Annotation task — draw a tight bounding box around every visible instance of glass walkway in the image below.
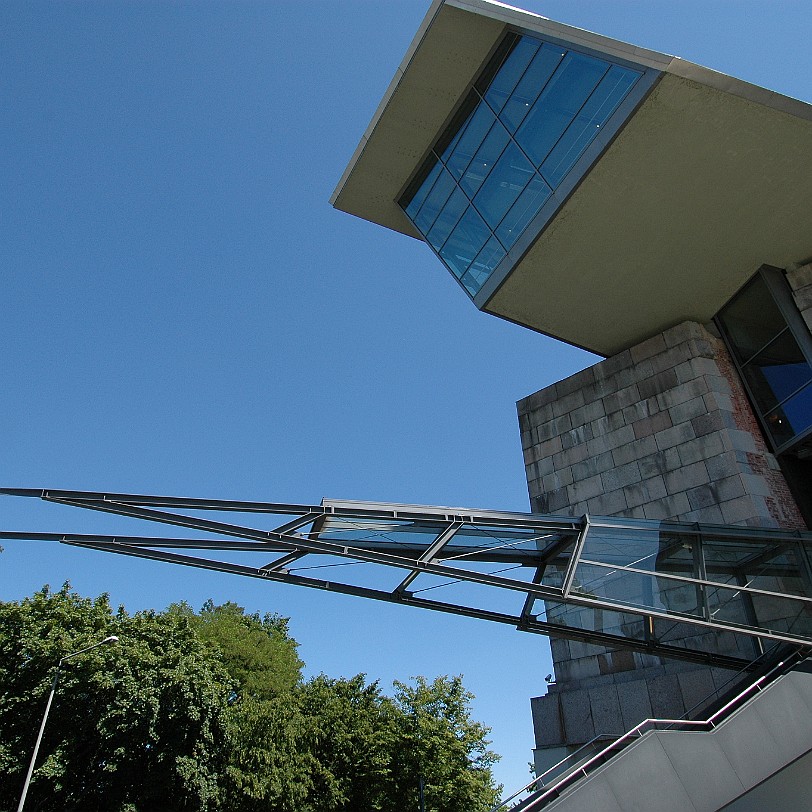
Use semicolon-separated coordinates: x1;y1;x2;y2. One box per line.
3;487;812;669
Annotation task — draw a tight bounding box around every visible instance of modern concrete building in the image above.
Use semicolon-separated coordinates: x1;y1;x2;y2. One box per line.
332;0;812;790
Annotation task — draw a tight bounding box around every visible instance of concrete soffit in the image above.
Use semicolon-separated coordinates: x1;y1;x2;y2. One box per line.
332;0;812;355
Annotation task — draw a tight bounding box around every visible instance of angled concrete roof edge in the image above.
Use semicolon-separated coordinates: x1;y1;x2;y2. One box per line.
331;0;812;213
666;57;812;122
448;0;675;71
329;0;446;208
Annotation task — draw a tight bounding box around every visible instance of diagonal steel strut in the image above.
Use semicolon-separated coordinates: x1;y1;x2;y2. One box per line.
3;487;812;670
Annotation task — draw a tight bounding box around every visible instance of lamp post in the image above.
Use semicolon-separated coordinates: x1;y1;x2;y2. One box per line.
17;634;119;812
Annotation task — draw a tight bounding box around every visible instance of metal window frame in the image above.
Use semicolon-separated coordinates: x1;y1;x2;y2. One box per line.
397;28;662;303
715;265;812;455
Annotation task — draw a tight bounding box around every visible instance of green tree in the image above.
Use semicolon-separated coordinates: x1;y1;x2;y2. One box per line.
0;585;232;812
170;600;303;700
223;695;318;812
0;588;501;812
387;676;502;812
296;674;397;811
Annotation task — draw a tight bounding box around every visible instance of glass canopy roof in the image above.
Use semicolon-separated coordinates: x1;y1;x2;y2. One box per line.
400;32;643;297
4;488;812;669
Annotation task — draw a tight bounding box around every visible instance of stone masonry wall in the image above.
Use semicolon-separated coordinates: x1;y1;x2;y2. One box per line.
518;320;805;529
787;261;812;334
518;320;807;765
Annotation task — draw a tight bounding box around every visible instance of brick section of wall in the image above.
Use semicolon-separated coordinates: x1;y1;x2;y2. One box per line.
787;261;812;333
517;320;805;529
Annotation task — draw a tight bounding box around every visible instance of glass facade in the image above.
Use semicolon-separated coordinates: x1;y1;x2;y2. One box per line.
400;32;643;297
536;520;812;653
716;269;812;453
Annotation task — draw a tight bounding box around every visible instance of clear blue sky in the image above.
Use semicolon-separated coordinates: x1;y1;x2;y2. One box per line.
2;0;811;796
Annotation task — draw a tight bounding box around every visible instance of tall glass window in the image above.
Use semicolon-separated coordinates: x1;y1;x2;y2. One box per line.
400;32;644;297
716;268;812;453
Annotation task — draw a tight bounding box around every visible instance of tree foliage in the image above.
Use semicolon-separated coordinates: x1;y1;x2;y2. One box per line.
169;600;303;700
0;586;501;812
0;585;230;811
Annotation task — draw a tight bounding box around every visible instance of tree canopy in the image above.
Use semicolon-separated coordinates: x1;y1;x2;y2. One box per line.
0;585;501;812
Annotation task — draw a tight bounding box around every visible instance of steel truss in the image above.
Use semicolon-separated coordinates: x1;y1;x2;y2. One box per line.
3;488;812;669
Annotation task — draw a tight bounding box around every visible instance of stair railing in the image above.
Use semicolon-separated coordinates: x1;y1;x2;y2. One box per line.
491;650;807;812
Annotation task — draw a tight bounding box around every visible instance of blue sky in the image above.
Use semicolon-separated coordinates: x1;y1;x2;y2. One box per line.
2;0;811;796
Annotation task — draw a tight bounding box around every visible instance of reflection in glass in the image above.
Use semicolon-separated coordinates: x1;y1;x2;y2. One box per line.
717;275;786;365
742;330;812;413
400;32;643;296
515;53;607;168
716;269;812;450
765;383;812;447
483;37;540;115
499;43;565;132
541;65;639;187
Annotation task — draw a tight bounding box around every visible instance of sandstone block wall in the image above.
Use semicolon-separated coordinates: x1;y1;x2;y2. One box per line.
517;321;805;529
787;261;812;333
518;320;806;762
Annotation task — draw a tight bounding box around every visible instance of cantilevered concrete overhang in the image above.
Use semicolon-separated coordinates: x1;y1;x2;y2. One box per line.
332;0;812;356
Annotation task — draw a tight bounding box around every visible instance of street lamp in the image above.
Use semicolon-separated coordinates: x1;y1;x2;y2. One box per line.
17;634;119;812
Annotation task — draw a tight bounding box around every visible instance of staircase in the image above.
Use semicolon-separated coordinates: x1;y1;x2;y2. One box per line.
494;650;812;812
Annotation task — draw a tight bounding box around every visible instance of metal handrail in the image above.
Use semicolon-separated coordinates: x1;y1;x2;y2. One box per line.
493;653;803;812
489;733;618;812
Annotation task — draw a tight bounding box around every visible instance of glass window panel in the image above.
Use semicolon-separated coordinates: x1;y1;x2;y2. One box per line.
749;592;812;638
414;168;456;235
764;382;812;447
444;104;496;180
495;175;552;249
483;37;541;115
472;141;535;227
702;537;773;574
460;119;511;198
435;93;478;165
439;206;490;279
515;52;609;168
579;525;667;570
317;517;448;550
500;43;567;133
404;159;442;220
543;599;648;641
717;275;787;364
572;563;704;619
426;187;468;251
459;270;481;296
461;236;507;295
742;329;812;413
541;65;640;187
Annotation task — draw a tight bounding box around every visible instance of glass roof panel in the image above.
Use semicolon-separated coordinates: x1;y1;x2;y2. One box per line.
495;175;552;249
483;36;540;115
473;141;535;226
499;42;565;132
514;52;608;168
445;104;496;181
400;32;646;298
426;186;468;252
440;206;490;279
414;167;456;235
541;64;640;187
460;118;511;198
